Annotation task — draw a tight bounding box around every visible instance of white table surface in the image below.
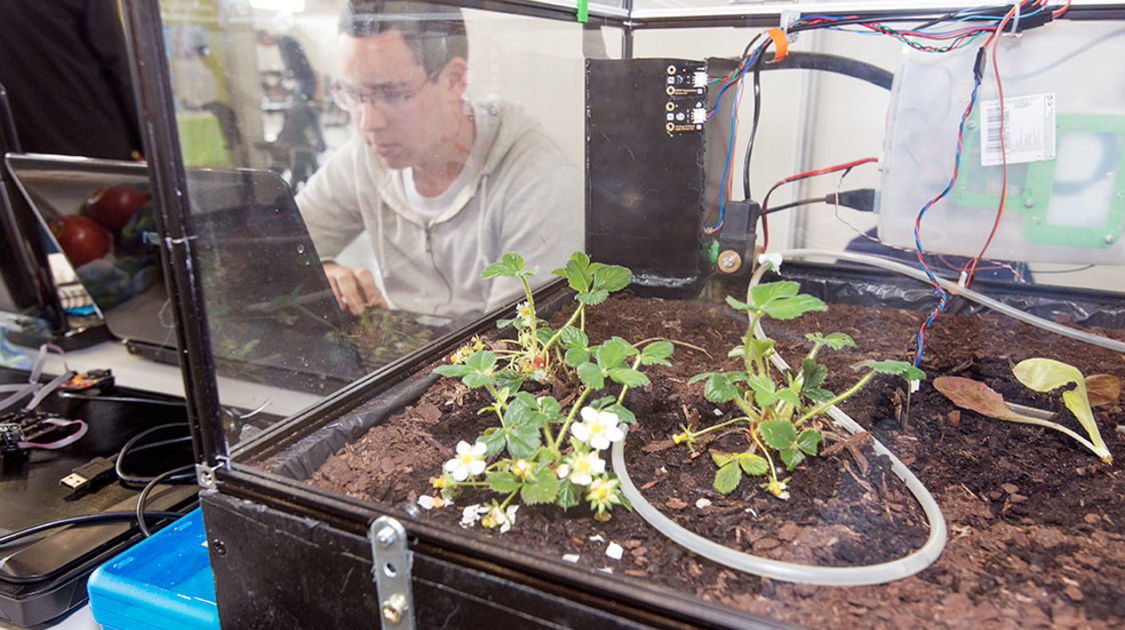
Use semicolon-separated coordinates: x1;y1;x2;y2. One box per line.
2;328;326;630
7;334;324;418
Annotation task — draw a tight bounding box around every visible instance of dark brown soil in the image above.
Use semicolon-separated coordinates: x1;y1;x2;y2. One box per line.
309;292;1125;629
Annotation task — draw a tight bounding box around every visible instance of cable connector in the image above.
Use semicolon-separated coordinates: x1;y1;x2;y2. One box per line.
61;456;117;492
826;188;876;212
973;48;987;81
1011;10;1052;32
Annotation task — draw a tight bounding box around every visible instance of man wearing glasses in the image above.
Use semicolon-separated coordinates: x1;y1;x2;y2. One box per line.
296;1;582;320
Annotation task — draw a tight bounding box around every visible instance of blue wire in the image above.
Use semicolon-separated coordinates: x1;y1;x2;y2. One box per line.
706;42;766;232
912;76;982;365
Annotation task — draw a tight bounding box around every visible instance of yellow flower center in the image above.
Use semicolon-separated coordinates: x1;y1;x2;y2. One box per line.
590;482;611;502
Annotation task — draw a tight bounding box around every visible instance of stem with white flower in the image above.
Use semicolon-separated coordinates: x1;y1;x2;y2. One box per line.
551;387;593;453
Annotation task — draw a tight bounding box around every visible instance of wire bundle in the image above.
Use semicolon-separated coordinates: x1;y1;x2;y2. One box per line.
702;1;1072;365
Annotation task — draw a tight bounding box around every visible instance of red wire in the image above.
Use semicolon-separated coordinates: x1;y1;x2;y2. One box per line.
769;157;878;188
966;5;1017;285
758;156;877;252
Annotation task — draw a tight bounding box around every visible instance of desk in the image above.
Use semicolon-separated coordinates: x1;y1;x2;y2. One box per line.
1;331;323;629
0;605;97;630
11;338;324;420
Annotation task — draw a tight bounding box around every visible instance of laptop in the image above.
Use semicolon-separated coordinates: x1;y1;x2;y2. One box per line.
4;154;367;394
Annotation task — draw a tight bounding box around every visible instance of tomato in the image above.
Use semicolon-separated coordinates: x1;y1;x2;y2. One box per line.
85;185;149;231
49;215;111;267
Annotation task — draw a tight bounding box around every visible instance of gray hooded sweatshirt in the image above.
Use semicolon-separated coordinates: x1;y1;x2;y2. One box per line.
296;101;583;319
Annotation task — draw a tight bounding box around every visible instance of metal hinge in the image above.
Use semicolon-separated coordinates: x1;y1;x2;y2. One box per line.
369;516;416;629
194;459;226;489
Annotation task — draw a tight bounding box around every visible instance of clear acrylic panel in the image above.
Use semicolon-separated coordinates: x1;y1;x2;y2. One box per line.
157;0;597;447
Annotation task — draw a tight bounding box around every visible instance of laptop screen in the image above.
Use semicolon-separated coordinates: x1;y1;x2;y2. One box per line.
5;154;368;394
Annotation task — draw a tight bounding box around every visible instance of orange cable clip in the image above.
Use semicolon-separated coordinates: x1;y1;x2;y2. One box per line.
765;27;789;62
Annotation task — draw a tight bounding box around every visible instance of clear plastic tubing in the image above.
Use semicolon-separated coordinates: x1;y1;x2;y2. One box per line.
778;249;1125;355
611;251;956;586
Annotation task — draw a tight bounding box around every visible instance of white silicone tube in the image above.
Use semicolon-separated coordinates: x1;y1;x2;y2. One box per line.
611;255;951;586
777;248;1125;354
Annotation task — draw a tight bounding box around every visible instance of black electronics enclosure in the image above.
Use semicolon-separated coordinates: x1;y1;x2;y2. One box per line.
586;58;708;296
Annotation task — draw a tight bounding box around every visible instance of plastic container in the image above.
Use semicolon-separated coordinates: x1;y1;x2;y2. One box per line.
86;508;218;630
878;20;1125;264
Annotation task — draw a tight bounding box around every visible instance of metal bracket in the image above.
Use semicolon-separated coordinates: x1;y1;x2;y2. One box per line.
195;460;223;489
368;516;415;629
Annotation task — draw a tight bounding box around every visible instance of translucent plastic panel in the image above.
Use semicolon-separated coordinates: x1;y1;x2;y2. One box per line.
158;0;594;446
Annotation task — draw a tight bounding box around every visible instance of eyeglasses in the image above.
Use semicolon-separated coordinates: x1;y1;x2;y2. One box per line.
331;73;436;110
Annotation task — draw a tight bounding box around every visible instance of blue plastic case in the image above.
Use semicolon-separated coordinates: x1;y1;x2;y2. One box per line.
87;508;219;630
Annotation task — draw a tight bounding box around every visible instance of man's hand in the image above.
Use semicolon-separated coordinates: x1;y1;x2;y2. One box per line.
322;261;386;315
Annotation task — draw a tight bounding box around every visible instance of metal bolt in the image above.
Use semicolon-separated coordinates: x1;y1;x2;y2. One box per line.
717;249;742;273
1024;198;1034;208
967;120;977;130
380;593;408;625
1106;234;1117;245
376;526;398;548
211;539;226;556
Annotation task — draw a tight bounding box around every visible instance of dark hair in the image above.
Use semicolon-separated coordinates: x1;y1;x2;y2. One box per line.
339;1;468;76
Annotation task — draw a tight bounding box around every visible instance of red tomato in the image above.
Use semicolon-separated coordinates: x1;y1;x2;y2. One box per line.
85;185;149;231
49;215;111;267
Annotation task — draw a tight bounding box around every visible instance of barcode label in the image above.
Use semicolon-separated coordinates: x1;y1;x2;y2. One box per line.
979;93;1056;166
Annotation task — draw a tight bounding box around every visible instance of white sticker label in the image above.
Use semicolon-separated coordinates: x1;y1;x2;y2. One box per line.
979;93;1056;166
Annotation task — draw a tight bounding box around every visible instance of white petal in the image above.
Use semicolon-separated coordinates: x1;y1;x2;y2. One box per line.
562;554;580;563
590;435;609;451
417;496;436;510
571;422;591;443
450;465;469;482
471;441;488;456
455;440;472;455
469;460;486;476
580;406;598;422
571;471;593;486
599;410;619;424
606;424;625;443
591;457;606;475
605;542;624;560
556;464;570;479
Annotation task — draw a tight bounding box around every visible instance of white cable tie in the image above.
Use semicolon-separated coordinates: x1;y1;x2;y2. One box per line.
758;252;784;272
1008;1;1021;37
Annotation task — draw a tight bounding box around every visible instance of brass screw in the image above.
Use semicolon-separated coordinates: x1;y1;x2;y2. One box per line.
718;249;742;273
380;593;407;625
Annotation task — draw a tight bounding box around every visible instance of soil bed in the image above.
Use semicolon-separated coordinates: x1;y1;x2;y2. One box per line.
310;292;1125;629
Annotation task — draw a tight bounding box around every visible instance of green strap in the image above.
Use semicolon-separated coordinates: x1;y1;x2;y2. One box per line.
576;0;588;23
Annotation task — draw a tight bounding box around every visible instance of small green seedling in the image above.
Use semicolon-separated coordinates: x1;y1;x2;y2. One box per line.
933;357;1115;463
429;252;673;531
677;281;924;499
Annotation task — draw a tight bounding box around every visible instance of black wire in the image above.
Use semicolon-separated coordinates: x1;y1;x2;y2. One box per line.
761;170;839;215
741;44;768;201
115;423;194;486
57;392;187;406
0;511;181;548
136;464;196;537
760;196;830;215
0;511;185;584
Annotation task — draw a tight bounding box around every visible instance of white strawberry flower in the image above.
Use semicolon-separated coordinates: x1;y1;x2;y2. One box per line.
571;407;625;450
443;440;487;482
568;450;606;486
460;504;482;527
482;504;519;533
